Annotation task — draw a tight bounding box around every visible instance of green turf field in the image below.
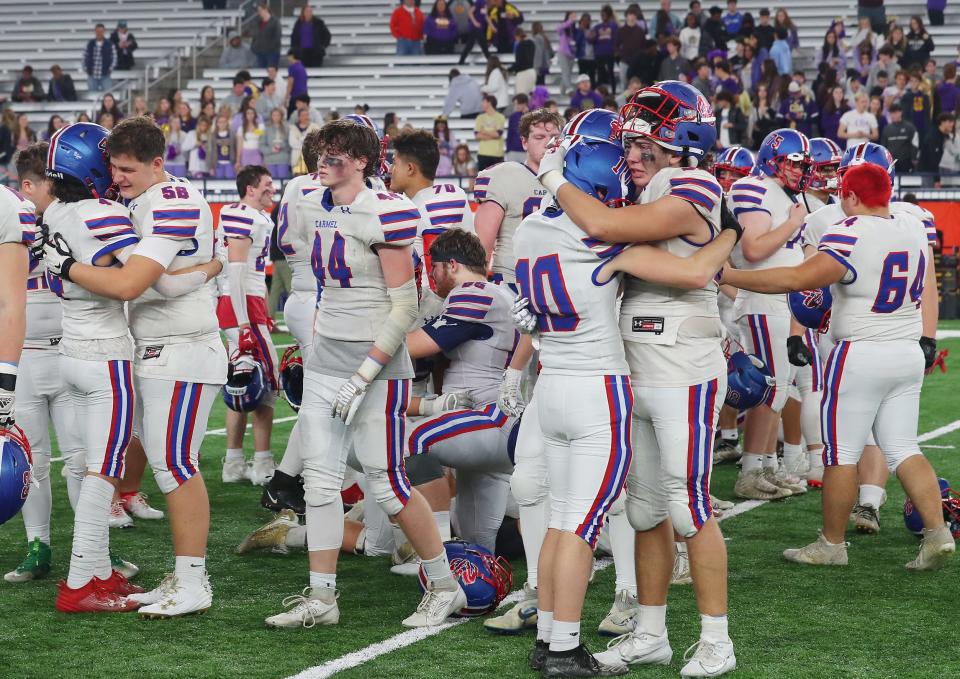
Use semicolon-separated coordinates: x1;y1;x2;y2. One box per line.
1;327;959;679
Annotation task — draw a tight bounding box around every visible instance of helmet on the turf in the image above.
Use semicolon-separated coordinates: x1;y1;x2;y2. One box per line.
838;142;895;185
616;80;716;162
418;541;512;616
904;478;960;538
713;146;755;192
788;287;833;332
46;123;117;199
725;352;774;410
808;137;843;192
221;353;268;412
279;345;304;412
755;128;812;192
0;425;32;526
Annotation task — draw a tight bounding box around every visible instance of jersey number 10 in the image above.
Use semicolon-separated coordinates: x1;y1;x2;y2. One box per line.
515;255;580;332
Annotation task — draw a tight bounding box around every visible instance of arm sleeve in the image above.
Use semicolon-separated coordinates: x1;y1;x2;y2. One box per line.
422;315;493;352
228;261;249;325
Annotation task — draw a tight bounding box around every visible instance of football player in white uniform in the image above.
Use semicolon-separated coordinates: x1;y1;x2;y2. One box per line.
536;84;739;677
0;180;32;429
217;166;279;486
264;120;466;629
62;117;227;617
721;162;955;570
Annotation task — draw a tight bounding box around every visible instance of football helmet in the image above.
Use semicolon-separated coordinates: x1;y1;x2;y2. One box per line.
617;80;717;162
714;146;756;192
1;425;32;526
725;351;775;410
342;113;390;177
904;478;960;538
46;123;116;199
808;137;843;192
561;121;631;207
221;353;268;412
279;345;304;412
417;541;512;617
563;108;618;143
788;287;833;332
838;142;896;185
755;128;812;192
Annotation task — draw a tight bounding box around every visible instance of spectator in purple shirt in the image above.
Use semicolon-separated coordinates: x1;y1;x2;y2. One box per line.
819;85;851;146
289;5;331;68
285;49;309;117
424;0;459;54
936;63;960;116
570;73;603;110
592;5;619;92
779;81;819;137
505;93;529;161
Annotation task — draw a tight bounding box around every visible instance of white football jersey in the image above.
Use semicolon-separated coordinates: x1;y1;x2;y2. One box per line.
422;280;516;405
411;182;476;295
0;185;36;247
514;203;628;376
818;213;927;342
218;201;273;299
475;161;549;284
729;174;804;316
802;200;936;252
277;172;324;296
126;180;219;343
43;198;138;342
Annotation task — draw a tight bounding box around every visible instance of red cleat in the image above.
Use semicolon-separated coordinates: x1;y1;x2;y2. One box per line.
55;579;140;613
807;479;823;489
97;570;145;596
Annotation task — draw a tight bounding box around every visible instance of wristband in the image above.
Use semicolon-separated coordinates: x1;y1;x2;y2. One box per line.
356;355;384;383
0;363;17;392
540;170;569;195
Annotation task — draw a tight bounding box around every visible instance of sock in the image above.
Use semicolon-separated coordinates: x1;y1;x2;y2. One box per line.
637;604;667;636
94;525;112;580
859;484;886;509
700;613;730;644
434;511;452;542
226;448;245;463
65;467;83;511
549;619;581;652
305;502;344;551
119;490;137;501
286;524;308;548
254;450;273;462
22;473;52;545
721;428;738;442
66;476;114;589
175;555;206;588
276;419;303;476
808;449;825;475
741;453;764;473
421;550;456;590
609;512;637;595
537;610;554;642
782;442;803;468
762;454;778;469
309;571;336;590
518;500;549;589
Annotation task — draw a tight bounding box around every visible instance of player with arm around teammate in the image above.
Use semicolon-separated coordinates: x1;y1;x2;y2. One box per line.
722;162;955;570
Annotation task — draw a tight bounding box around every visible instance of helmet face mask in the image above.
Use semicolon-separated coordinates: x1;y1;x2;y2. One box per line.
774;156;812;192
616;81;716;163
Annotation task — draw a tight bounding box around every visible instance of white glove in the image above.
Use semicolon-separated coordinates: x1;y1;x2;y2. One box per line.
511;295;539;334
331;373;369;425
420;391;474;416
0;364;15;427
497;367;525;417
537;136;571;195
43;232;76;281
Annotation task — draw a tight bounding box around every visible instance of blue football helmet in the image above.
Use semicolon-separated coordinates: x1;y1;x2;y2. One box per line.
279;345;303;412
788;287;833;331
417;541;512;616
838;142;895;185
1;426;32;526
755;128;812;192
617;80;717;162
563;137;630;206
808;137;843;192
222;353;268;412
46;123;116;199
563;108;618;143
713;146;756;192
904;478;960;538
725;352;775;410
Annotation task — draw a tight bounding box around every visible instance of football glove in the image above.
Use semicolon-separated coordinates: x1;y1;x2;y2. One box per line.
497;367;525;417
511;295;538;334
719;197;743;242
537;136;570;194
43;232;76;281
420;392;474;416
237;325;259;356
787;335;812;367
920;336;937;370
0;365;15;428
332;373;369;425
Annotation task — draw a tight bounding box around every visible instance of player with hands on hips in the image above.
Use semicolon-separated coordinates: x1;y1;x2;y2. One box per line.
720;162;955;571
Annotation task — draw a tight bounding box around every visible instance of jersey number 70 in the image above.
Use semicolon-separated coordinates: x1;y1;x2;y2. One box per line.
515;255;580;332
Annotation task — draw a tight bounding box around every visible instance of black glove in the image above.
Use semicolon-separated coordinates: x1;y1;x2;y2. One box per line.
29;220;48;262
719;197;742;243
787;335;812;367
920;336;937;370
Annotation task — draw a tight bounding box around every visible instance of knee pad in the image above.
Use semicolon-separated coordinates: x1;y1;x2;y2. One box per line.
30;452;51;483
365;469;407;517
303;468;346;507
667;500;706;539
510;466;547;506
626;493;668;532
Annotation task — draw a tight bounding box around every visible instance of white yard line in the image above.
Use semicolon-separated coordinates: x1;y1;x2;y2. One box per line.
205;415;299;437
936;330;960;340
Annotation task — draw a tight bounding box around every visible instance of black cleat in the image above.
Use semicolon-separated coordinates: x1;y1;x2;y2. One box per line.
260;470;305;516
529;640;549;671
541;644;628;677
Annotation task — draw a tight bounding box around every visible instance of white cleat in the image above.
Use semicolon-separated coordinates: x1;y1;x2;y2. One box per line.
265;586;340;628
222;458;250;483
712;439;741;464
402;583;467;627
734;469;791;501
680;639;737;677
138;576;212;619
671;546;692;585
598;588;638;636
783;532;848;566
483;581;538;633
905;524;956;571
594;630;673;667
123;492;164;520
128;573;177;606
249;457;276;486
109;501;134;529
389;540;421;576
237;509;299;555
771;465;807;494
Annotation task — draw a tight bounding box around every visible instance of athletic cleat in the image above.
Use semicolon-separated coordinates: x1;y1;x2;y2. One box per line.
783;532;848;566
138;576;212;619
713;439;741;464
598;589;638;636
402;583;467;627
852;504;881;534
671;546;692;585
710;495;734;516
905;524;956;571
249;456;276;486
128;573;177;606
544;642;629;677
122;492;164;520
484;581;538;633
109;501;134;529
765;467;804;495
389;540;421;576
529;639;549;671
110;551;139;579
680;639;737;677
266;586;340;628
260;470;306;516
55;579;139;613
97;570;145;596
237;509;299;555
4;538;52;583
594;631;672;667
343;499;364;523
807;478;823;489
222;458;250;484
734;469;791;500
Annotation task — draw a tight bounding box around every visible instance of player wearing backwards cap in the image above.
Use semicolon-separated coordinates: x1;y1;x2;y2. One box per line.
720;162;955;571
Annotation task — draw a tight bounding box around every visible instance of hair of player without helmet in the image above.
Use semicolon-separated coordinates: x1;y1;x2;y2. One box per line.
840;162;893;208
